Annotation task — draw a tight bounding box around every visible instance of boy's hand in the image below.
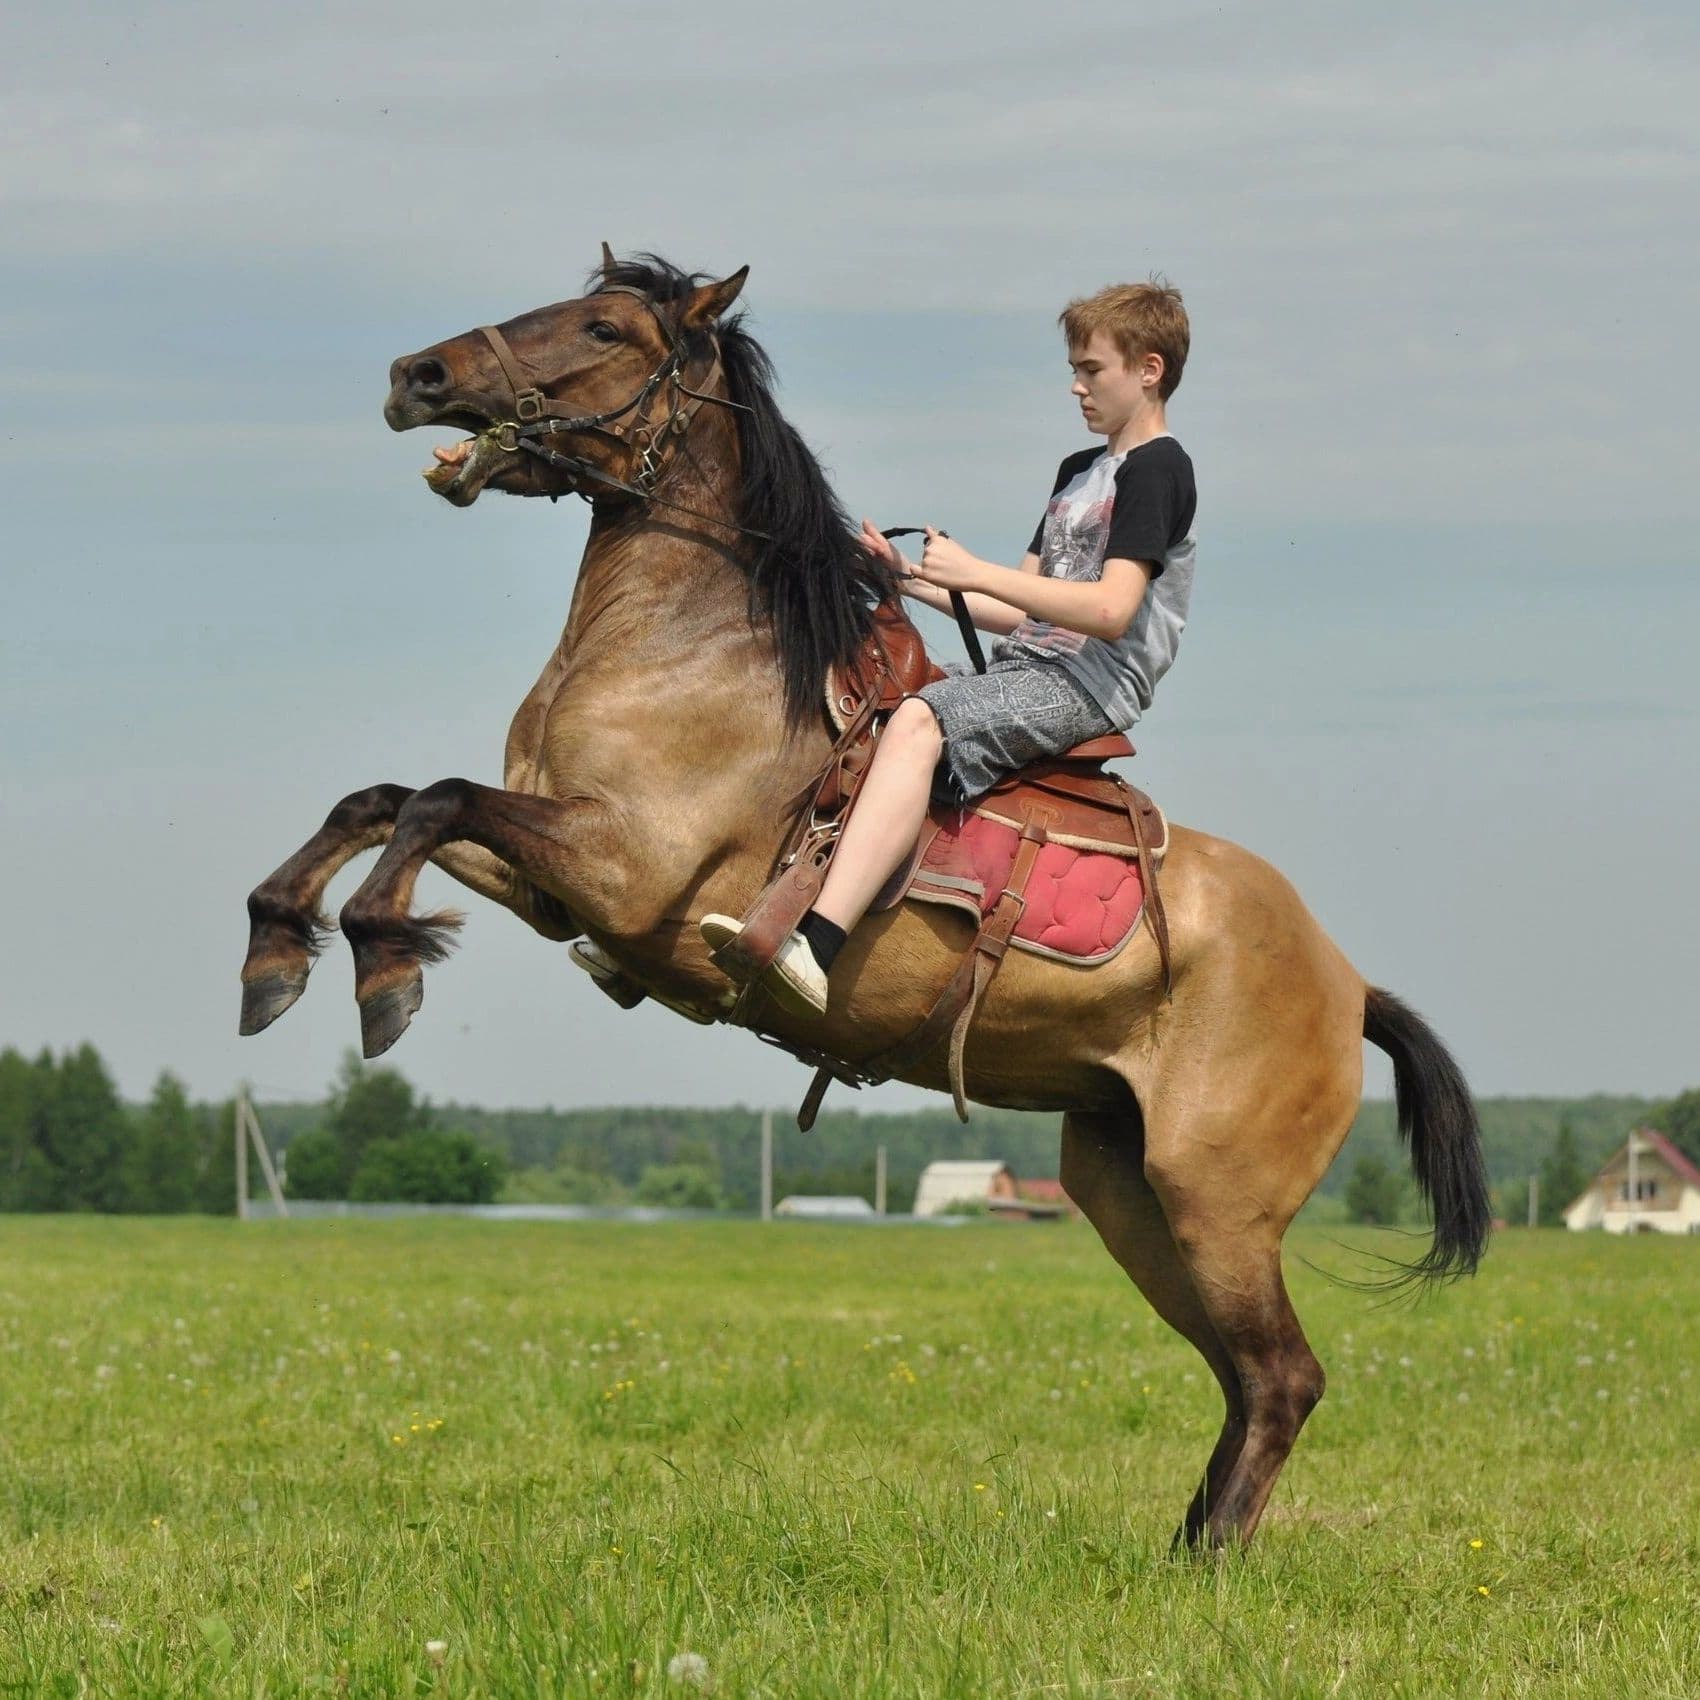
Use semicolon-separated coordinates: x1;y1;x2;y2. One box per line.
859;517;916;577
915;525;979;591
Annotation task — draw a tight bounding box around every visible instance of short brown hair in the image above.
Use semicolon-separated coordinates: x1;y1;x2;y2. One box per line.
1059;278;1189;400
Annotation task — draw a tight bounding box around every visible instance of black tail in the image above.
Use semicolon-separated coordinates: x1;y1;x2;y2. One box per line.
1362;986;1491;1289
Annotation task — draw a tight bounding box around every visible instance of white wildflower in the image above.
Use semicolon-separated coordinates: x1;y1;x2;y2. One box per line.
667;1650;711;1688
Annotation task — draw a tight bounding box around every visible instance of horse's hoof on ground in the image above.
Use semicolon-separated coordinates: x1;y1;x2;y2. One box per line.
239;968;309;1036
359;975;423;1058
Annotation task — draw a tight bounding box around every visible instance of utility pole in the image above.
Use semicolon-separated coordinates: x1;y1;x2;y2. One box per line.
760;1108;773;1223
1527;1172;1538;1229
1626;1130;1639;1234
875;1144;887;1216
235;1089;290;1219
235;1092;249;1221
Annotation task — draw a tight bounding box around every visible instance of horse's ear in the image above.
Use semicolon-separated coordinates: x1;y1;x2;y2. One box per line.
599;241;617;275
682;266;749;329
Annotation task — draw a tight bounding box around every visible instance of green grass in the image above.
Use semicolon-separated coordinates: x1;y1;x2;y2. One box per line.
1;1219;1696;1698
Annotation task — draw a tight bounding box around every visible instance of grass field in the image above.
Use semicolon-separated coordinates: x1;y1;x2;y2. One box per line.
2;1219;1696;1698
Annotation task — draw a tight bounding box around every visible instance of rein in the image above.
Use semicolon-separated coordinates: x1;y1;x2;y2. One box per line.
471;292;987;676
880;527;987;674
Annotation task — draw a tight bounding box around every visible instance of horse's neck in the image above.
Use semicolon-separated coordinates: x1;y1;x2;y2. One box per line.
504;491;823;812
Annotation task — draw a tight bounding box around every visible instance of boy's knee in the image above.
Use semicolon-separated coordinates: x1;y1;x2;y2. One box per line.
887;697;943;753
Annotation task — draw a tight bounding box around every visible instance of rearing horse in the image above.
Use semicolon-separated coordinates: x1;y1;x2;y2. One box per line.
239;251;1490;1550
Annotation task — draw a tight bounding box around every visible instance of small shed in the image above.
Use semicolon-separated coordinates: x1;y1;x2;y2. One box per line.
989;1176;1081;1222
912;1160;1017;1218
1564;1129;1700;1234
774;1195;875;1219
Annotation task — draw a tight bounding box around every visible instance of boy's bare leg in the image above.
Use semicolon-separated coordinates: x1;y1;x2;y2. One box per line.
812;698;942;933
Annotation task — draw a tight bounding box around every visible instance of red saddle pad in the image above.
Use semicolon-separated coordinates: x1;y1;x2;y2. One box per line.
905;807;1146;964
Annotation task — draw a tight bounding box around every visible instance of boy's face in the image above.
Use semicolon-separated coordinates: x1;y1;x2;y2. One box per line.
1068;330;1163;433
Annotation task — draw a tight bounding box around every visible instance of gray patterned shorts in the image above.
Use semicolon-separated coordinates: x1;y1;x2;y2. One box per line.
915;658;1117;805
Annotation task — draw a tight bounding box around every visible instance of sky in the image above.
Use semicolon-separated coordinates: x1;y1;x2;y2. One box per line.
2;1;1697;1115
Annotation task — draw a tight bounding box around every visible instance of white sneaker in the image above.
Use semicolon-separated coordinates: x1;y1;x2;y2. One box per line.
699;912;828;1018
569;939;646;1010
570;939;619;983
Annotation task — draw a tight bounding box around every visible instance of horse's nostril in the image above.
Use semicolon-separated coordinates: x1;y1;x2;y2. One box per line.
406;356;449;393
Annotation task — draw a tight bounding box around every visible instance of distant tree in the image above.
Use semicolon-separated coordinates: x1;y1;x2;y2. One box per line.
284;1128;347;1200
124;1073;199;1213
325;1051;424;1189
1648;1089;1700;1168
40;1044;130;1211
1538;1120;1591;1227
1344;1154;1405;1225
348;1130;504;1204
193;1098;238;1216
0;1048;56;1212
501;1163;630;1207
634;1163;724;1210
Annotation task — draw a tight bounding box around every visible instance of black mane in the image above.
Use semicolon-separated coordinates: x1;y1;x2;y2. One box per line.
589;253;899;725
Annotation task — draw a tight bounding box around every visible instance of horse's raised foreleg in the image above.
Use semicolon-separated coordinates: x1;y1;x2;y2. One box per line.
239;783;569;1037
241;785;416;1035
1059;1110;1247;1553
336;778;616;1057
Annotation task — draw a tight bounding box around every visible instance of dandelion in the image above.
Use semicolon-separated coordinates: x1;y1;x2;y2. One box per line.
425;1640;448;1668
1477;1585;1491;1598
391;1433;406;1446
973;1483;987;1493
667;1650;711;1688
1469;1539;1484;1550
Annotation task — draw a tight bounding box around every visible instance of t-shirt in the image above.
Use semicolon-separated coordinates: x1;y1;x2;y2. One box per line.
993;436;1197;728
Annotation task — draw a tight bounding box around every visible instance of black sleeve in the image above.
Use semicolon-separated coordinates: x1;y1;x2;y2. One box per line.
1104;450;1190;577
1026;450;1095;556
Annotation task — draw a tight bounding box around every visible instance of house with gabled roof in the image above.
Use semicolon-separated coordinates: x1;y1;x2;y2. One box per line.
1563;1128;1700;1235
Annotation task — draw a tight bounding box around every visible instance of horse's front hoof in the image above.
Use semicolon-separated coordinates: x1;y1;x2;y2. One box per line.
358;974;423;1058
239;967;310;1036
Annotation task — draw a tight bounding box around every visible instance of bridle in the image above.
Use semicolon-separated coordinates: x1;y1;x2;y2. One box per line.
474;284;769;536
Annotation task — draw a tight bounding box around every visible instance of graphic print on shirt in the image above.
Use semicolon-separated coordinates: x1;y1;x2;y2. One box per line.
1019;488;1114;656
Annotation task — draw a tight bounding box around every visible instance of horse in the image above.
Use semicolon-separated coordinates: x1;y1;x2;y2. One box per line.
239;250;1490;1550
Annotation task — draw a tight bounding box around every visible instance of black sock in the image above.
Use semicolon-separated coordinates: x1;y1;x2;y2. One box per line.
798;910;848;975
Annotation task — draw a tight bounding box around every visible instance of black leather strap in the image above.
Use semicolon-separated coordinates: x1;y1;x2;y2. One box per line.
881;527;987;675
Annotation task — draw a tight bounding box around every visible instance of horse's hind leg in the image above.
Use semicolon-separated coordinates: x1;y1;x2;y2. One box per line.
1140;1094;1344;1549
1060;1110;1246;1552
1158;1219;1324;1550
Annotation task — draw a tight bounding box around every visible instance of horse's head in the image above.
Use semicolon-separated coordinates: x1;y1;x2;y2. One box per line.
385;247;748;508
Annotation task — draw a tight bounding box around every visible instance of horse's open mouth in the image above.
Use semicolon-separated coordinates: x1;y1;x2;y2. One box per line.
422;430;514;507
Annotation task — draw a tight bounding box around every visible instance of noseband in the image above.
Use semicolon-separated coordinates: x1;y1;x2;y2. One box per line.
474;284;764;535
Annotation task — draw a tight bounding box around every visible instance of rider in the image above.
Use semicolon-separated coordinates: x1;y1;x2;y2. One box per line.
699;278;1198;1018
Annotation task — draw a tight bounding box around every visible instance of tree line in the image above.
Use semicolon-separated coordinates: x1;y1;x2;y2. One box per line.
4;1038;1696;1218
0;1046;237;1214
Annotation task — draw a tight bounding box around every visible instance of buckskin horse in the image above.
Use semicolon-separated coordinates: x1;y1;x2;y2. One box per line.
238;250;1489;1550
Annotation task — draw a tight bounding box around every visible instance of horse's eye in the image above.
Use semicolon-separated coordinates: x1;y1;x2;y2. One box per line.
587;321;619;343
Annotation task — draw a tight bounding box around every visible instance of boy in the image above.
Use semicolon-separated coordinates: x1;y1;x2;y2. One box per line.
702;279;1197;1017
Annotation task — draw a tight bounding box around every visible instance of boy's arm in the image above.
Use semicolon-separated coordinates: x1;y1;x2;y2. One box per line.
917;531;1153;642
898;550;1041;635
861;517;1039;634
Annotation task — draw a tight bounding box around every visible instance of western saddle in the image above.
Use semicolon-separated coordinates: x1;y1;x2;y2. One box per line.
609;600;1169;1126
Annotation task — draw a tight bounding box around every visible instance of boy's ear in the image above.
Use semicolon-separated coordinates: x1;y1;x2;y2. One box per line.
681;266;750;329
